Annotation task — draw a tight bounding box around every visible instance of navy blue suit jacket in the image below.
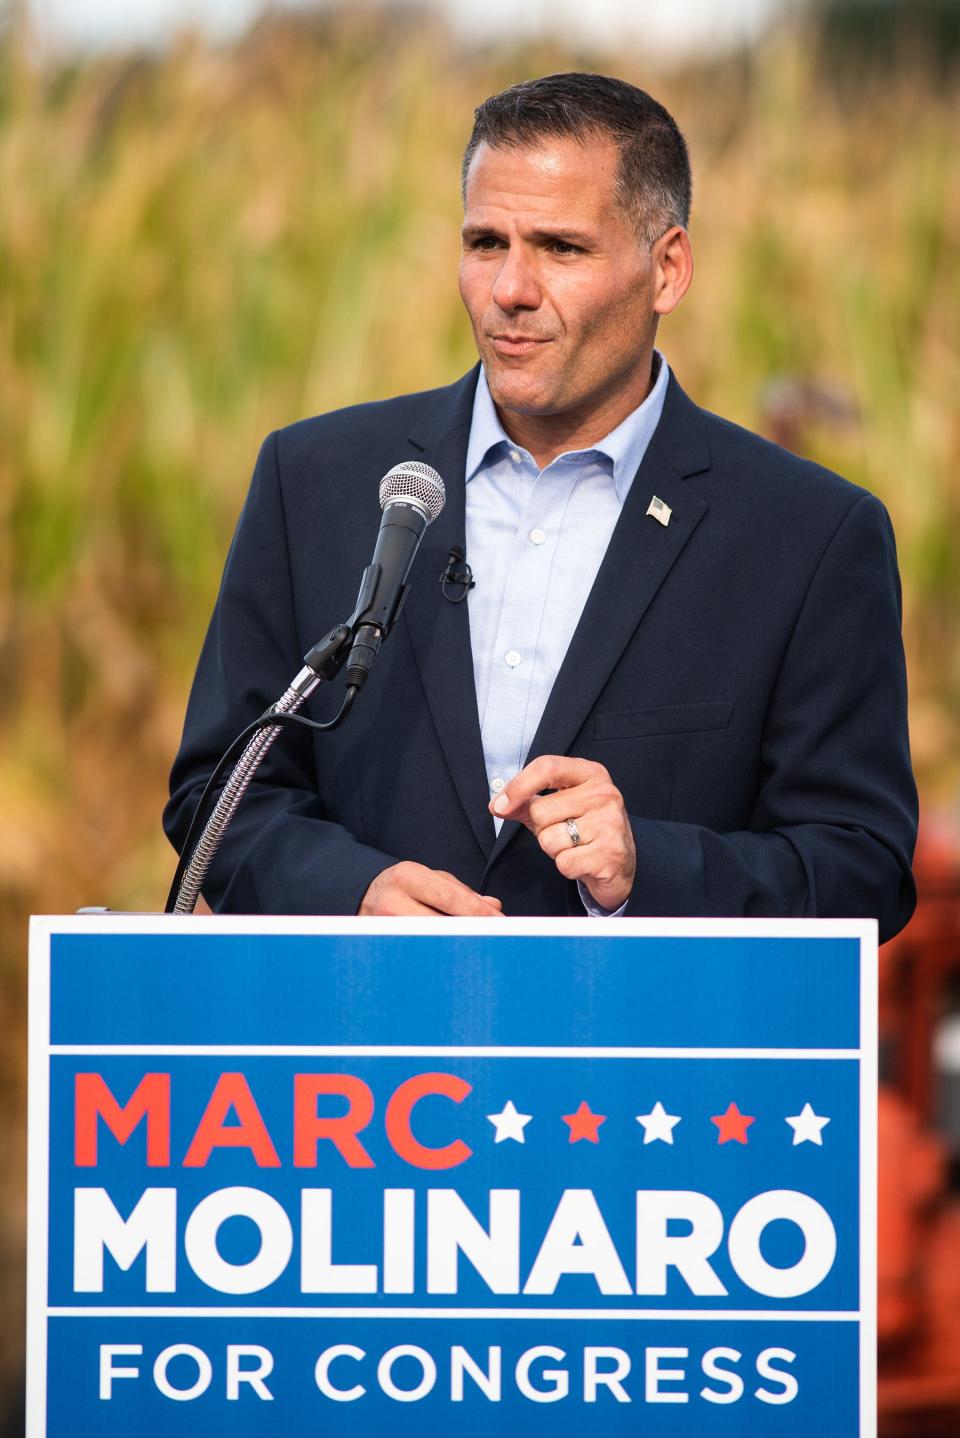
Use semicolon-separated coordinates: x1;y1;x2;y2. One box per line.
164;367;918;939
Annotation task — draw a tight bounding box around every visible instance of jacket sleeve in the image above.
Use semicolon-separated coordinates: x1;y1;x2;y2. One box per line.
623;492;918;942
163;431;397;914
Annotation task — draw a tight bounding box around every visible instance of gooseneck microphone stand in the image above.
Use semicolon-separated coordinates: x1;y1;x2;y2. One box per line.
167;621;357;915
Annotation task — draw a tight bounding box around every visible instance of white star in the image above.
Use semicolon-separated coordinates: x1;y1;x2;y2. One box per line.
635;1100;681;1145
487;1100;533;1144
785;1103;831;1146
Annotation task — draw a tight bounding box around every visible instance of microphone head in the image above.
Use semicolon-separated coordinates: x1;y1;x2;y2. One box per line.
379;461;445;524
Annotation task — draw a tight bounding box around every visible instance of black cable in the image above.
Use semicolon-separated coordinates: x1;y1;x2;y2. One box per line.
264;698;358;735
163;685;358;914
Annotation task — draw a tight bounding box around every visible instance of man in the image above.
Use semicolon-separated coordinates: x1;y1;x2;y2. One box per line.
165;73;917;938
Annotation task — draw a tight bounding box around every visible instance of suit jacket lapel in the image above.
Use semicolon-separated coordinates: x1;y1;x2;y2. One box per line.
401;368;497;858
483;373;712;873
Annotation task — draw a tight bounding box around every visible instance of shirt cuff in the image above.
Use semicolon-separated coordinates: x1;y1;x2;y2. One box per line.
577;880;628;919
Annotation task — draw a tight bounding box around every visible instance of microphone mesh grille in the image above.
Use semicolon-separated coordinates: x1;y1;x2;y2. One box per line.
379;461;446;523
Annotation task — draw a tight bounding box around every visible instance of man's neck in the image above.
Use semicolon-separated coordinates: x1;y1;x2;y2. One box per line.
493;351;658;471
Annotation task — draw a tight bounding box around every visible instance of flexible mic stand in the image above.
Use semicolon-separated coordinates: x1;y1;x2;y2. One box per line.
167;573;384;916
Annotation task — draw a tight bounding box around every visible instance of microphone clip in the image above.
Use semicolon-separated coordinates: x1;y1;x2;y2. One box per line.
440;546;475;603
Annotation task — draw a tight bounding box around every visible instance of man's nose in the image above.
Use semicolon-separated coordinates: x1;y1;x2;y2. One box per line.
491;245;541;312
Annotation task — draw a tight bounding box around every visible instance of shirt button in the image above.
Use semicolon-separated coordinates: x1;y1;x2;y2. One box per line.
491;777;505;793
509;448;521;464
529;527;546;545
505;649;522;668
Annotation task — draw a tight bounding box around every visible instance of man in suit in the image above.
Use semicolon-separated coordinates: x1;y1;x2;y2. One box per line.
165;73;917;938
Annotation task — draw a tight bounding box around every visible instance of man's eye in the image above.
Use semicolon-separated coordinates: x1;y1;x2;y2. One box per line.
469;235;503;251
551;240;582;255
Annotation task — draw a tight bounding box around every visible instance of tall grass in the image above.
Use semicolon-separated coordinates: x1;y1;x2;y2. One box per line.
0;4;958;1400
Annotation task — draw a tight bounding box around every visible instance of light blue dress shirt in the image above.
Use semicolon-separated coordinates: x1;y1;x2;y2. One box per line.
464;351;670;914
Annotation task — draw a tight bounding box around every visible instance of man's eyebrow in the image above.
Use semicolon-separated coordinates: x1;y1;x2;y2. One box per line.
531;227;595;247
461;222;500;240
461;223;596;246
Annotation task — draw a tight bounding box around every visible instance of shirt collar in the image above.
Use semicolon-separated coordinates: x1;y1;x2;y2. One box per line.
465;349;670;504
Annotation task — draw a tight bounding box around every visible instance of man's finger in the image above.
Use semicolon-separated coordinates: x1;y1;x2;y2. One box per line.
360;878;446;917
552;841;601;881
365;863;504;918
490;755;607;819
536;817;592;860
418;868;504;917
525;786;599;834
387;898;449;916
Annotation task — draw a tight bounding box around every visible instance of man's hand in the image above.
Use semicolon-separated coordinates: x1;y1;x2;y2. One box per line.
490;756;636;911
359;862;504;917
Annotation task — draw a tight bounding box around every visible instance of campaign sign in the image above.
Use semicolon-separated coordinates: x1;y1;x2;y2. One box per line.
27;916;876;1436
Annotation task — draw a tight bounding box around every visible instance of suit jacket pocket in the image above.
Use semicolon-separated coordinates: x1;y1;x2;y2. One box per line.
594;700;735;740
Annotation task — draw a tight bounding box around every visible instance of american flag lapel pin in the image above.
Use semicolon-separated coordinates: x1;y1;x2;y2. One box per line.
646;495;672;527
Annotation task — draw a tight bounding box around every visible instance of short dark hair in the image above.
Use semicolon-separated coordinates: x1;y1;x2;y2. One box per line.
462;73;691;245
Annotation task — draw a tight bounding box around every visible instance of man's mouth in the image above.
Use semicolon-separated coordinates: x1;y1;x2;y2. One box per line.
488;334;551;357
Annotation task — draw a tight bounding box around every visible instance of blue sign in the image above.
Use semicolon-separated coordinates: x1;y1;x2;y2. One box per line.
28;916;877;1435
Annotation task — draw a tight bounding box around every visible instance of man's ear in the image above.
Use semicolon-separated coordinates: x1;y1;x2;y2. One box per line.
652;226;694;317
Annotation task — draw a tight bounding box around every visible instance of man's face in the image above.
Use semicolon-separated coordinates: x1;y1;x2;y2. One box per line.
459;135;658;423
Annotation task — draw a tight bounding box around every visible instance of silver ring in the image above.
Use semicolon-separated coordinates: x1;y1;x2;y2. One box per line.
565;818;583;847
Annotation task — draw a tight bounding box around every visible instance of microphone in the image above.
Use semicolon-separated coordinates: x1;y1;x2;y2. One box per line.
440;546;475;602
344;461;445;690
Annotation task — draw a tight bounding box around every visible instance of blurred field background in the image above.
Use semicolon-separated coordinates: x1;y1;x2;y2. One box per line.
1;0;959;1424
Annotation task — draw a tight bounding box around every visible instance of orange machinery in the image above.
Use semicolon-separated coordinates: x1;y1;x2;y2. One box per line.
878;821;960;1435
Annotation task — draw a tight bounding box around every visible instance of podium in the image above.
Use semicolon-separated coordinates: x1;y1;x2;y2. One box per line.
27;915;877;1435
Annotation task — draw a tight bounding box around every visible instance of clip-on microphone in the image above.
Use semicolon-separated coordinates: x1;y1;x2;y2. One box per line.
440;546;475;603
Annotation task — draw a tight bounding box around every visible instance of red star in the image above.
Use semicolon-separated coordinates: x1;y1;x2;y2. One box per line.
562;1101;606;1144
711;1102;755;1144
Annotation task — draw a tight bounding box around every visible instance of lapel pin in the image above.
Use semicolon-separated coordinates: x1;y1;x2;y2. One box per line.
646;495;672;527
